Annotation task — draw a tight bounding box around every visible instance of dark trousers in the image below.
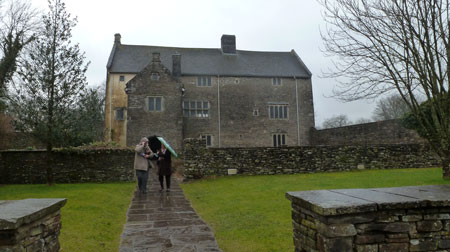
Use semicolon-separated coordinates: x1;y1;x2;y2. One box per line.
136;170;148;192
159;175;171;189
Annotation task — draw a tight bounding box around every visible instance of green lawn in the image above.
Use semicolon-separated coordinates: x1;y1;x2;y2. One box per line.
181;168;450;252
0;182;135;252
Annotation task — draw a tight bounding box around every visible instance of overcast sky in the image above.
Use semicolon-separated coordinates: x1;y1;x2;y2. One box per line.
30;0;380;127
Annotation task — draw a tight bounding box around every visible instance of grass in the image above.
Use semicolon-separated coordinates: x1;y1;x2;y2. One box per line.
181;168;450;252
0;182;135;252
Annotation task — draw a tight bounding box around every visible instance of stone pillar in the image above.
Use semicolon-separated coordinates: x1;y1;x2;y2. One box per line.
183;138;207;180
0;198;67;252
286;185;450;252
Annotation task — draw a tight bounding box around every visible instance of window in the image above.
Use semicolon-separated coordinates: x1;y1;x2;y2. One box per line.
147;97;162;111
197;76;212;87
200;135;213;147
183;100;209;118
269;104;288;119
272;77;281;86
151;73;160;81
272;134;286;147
119;75;125;82
253;109;259;116
115;108;124;120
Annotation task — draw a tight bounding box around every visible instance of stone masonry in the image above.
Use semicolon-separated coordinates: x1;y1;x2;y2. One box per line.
183;139;440;179
0;140;442;184
0;149;134;184
310;120;426;146
125;64;315;150
286;185;450;252
0;198;67;252
126;52;184;151
108;34;315;149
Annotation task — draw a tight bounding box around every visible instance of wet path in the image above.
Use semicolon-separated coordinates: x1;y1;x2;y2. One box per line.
119;171;222;252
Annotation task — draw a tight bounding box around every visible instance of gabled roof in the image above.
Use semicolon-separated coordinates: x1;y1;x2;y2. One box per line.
107;44;312;79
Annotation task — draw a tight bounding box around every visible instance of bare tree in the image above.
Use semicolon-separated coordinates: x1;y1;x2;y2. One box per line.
319;0;450;178
372;94;411;121
322;114;352;128
0;0;37;111
354;117;373;124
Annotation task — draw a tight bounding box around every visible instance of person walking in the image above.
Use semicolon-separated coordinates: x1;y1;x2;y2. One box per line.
134;137;154;194
157;144;172;192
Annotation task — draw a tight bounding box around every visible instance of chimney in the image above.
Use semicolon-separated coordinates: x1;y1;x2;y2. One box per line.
221;34;236;54
172;53;181;80
152;52;161;63
114;33;121;45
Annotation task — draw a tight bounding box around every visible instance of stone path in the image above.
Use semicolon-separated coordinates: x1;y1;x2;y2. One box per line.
119;171;222;252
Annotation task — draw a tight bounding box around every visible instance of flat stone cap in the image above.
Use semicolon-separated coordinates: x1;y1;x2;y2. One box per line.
0;198;67;230
286;185;450;216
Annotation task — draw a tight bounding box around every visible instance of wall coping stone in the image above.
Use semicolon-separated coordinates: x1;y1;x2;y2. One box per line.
0;149;46;152
0;198;67;230
286;185;450;216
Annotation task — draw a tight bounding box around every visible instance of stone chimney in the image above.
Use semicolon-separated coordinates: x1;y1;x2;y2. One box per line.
152;52;161;63
221;34;236;54
172;53;181;80
114;33;121;45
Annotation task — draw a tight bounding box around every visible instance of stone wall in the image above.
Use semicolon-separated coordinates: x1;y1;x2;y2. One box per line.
183;139;440;179
125;58;314;150
286;185;450;252
0;149;134;184
126;54;184;150
0;198;66;252
311;120;426;146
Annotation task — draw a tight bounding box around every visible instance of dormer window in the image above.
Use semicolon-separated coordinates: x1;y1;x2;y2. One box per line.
197;76;211;87
272;78;282;86
151;73;160;81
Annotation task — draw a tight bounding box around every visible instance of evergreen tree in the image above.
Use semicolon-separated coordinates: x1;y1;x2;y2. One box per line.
9;0;89;184
64;86;105;146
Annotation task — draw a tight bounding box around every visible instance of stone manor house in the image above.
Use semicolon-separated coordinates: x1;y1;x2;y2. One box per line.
105;34;315;150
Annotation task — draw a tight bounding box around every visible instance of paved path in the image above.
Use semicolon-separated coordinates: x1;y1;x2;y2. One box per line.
119;171;222;252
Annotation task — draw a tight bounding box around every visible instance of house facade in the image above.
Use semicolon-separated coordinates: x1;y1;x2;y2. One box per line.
105;34;315;150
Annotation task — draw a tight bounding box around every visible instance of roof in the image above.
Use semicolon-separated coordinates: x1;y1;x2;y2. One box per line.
107;44;312;79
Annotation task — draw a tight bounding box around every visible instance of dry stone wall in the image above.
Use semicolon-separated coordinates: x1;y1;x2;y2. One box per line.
1;139;442;184
0;149;134;184
311;120;426;146
183;139;440;179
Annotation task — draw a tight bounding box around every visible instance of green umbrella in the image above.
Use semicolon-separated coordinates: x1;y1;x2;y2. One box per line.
157;137;178;158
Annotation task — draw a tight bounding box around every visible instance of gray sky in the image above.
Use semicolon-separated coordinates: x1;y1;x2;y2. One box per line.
31;0;378;126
